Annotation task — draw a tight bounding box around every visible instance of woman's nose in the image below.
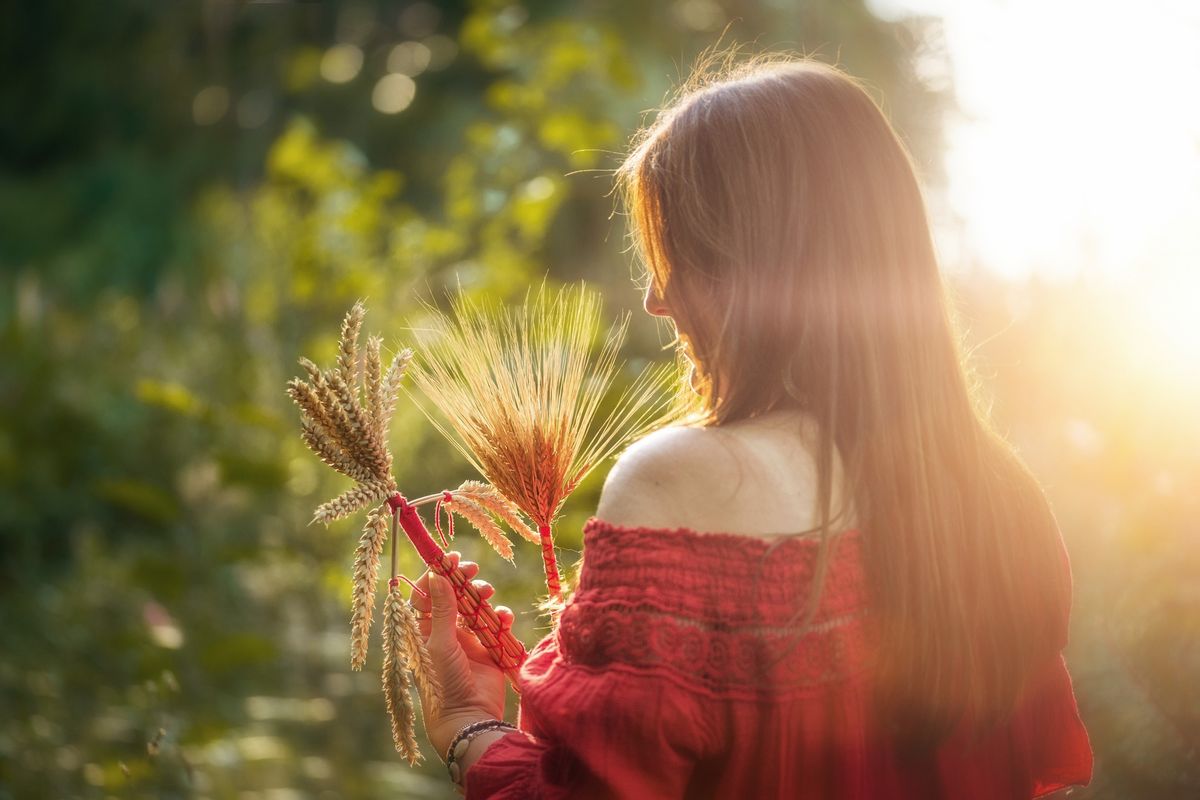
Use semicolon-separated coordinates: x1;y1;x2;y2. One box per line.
643;283;671;318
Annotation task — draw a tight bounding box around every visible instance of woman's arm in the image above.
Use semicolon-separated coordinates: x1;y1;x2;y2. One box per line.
415;436;715;797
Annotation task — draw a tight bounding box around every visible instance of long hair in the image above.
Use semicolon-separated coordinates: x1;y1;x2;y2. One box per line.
614;49;1071;744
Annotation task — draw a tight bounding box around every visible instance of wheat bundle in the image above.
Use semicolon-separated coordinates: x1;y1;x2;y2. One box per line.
403;282;681;601
288;301;530;763
289;286;682;763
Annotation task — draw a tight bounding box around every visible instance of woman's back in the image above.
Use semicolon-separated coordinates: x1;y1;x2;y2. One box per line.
464;423;1093;798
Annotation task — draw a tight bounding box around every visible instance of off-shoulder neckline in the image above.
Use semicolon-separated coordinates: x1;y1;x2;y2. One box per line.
583;515;861;547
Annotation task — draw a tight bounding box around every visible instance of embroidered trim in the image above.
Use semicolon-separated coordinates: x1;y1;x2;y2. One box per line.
549;518;873;698
556;599;870;698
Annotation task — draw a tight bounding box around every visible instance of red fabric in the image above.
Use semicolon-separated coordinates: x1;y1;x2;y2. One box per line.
465;517;1093;799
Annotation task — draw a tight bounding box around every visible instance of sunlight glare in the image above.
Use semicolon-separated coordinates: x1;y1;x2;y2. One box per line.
1134;276;1200;382
872;0;1200;281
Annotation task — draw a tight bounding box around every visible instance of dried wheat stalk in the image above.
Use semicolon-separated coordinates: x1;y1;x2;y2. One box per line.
404;281;685;600
293;292;675;761
291;301;530;766
289;302;414;666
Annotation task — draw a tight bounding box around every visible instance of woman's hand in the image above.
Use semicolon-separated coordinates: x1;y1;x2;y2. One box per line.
409;551;515;757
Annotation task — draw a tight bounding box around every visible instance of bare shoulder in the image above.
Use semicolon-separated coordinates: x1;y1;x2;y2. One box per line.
593;410;841;536
594;424;732;529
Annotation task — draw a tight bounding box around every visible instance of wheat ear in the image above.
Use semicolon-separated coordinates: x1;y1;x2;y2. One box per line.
448;495;516;563
453;480;540;545
383;583;422;764
365;335;384;432
398;597;443;719
338;300;365;391
313;479;393;526
350;507;391;670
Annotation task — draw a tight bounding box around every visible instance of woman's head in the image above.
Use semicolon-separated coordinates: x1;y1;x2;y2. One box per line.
617;50;1071;745
619;54;946;424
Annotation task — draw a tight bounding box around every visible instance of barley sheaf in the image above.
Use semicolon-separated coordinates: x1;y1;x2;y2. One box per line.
287;285;684;765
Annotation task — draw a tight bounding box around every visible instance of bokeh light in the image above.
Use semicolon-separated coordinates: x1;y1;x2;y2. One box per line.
320;44;364;84
388;41;432;76
372;73;417;114
192;85;229;125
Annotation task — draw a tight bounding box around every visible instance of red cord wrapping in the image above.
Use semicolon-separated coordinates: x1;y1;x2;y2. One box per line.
539;523;563;600
397;573;428;599
442;549;517;668
389;492;527;677
432;490;454;548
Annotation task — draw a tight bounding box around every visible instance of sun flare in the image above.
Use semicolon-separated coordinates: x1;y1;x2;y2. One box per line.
1134;276;1200;381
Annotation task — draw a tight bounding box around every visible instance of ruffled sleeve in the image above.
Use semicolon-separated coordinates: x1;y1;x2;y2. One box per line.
1022;655;1094;797
927;652;1093;799
464;627;711;799
927;518;1093;799
464;518;743;799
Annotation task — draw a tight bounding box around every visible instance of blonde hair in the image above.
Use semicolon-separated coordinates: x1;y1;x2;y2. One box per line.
615;47;1071;744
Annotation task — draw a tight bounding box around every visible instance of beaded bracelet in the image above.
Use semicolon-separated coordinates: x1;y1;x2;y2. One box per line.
445;718;518;793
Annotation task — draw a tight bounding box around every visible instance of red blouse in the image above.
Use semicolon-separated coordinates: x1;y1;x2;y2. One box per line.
466;517;1093;799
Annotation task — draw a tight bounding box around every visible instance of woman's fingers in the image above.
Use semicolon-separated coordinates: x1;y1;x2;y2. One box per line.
414;574;498;639
409;555;480;614
494;605;514;631
454;606;516;665
426;573;459;653
414;584;517;668
456;625;492;661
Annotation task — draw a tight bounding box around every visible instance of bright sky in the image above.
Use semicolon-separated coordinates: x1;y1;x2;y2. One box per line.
868;0;1200;285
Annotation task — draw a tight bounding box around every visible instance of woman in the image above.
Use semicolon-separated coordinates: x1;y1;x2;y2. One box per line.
409;52;1094;798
